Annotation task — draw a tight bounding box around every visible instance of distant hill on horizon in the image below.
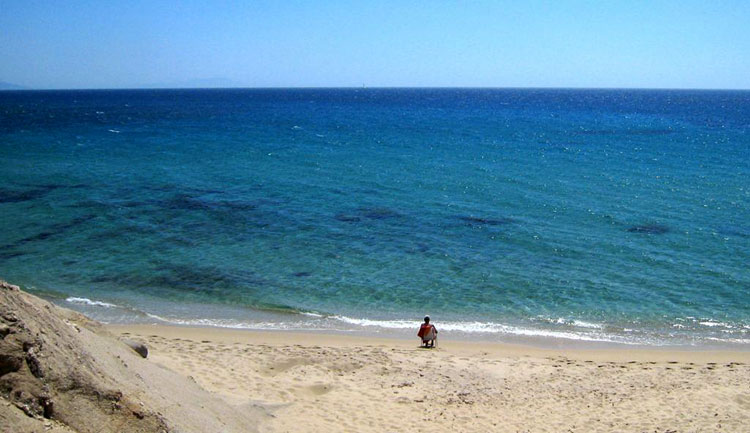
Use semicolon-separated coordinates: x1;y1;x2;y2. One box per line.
0;78;246;91
0;81;27;90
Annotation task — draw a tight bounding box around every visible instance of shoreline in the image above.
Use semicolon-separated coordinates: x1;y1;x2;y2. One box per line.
46;294;750;351
107;323;750;363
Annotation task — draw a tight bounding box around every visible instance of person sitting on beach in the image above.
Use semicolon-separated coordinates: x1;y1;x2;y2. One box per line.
418;316;438;348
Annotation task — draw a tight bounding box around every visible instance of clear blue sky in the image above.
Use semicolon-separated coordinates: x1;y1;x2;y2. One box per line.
1;0;749;89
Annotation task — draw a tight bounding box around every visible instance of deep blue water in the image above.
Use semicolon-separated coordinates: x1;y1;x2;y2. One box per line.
1;88;749;346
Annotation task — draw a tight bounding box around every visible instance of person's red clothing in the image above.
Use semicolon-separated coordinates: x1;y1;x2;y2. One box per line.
418;323;435;339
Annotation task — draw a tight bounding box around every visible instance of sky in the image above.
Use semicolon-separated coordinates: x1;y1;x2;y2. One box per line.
1;0;749;89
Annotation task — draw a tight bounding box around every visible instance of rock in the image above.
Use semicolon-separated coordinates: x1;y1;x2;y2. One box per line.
121;339;149;358
0;281;20;291
25;346;44;378
0;352;24;376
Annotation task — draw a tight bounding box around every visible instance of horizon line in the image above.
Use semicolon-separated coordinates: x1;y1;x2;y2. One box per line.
2;85;750;92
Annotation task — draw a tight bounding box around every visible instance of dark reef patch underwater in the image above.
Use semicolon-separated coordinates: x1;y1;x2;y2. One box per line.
458;216;516;226
626;224;670;234
0;88;749;347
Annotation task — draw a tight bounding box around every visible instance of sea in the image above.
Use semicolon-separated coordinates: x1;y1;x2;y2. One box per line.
1;88;748;348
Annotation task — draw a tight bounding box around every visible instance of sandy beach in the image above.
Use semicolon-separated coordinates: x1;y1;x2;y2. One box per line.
2;283;750;432
109;324;750;433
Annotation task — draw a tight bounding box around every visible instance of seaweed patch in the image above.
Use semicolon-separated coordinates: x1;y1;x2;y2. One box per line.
0;183;87;204
88;263;266;294
459;216;515;226
357;207;401;220
627;224;669;234
163;194;258;212
0;251;25;260
335;214;361;223
3;215;96;249
0;188;52;203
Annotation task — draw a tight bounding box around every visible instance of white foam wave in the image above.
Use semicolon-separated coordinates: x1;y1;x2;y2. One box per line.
143;313;317;331
330;316;632;344
705;337;750;345
66;297;118;308
299;311;324;318
699;320;733;328
537;317;605;329
140;312;631;343
571;320;604;329
331;316;418;329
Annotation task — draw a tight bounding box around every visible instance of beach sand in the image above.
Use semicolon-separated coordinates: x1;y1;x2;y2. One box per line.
109;324;750;432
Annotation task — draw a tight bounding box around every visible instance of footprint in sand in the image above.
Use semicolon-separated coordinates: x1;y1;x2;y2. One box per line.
304;383;333;396
261;357;315;376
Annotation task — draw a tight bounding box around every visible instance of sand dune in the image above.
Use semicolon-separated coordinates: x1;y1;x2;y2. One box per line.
0;281;270;433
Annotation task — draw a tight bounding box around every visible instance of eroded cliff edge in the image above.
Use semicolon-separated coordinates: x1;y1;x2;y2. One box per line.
0;280;269;433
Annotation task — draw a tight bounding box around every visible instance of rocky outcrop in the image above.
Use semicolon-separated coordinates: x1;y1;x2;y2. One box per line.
0;280;269;432
121;339;149;359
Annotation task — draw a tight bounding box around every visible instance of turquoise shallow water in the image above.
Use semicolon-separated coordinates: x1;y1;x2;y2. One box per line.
0;88;748;347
